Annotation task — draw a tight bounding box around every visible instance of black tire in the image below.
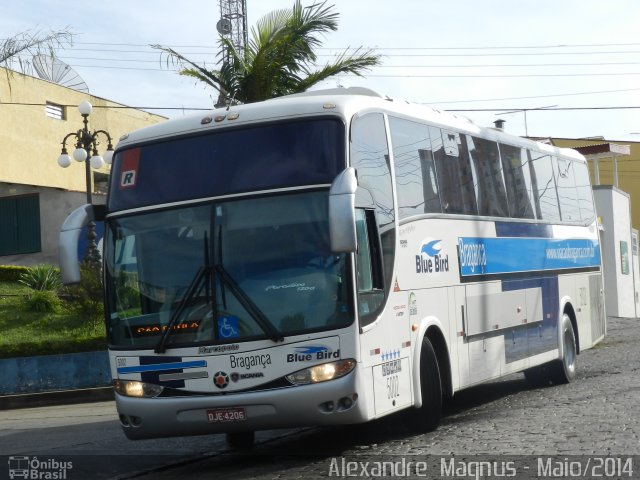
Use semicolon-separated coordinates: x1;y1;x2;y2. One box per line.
226;431;255;449
551;314;577;384
524;314;577;386
413;337;442;432
524;364;551;387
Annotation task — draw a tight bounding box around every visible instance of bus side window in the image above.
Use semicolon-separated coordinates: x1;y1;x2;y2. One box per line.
554;157;580;222
499;143;535;219
388;116;442;219
529;151;561;223
431;128;478;215
355;209;384;325
574;161;595;222
351;113;396;324
467;136;508;217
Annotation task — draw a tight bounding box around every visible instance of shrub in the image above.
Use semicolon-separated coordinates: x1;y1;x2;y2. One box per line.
25;290;62;313
18;264;62;291
0;265;30;282
63;261;104;324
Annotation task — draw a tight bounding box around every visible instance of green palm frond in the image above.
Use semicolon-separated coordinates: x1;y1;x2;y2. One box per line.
152;44;226;94
152;1;381;104
1;29;73;94
295;48;381;93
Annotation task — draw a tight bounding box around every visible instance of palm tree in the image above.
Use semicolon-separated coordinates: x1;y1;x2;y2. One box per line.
153;1;381;105
1;29;73;90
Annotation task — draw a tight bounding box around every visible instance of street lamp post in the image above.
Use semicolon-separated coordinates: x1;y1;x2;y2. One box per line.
57;101;114;265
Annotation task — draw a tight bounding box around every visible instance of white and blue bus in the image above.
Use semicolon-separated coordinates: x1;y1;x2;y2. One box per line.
59;87;605;447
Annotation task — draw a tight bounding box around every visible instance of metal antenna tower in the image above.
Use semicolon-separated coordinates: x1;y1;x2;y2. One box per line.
217;0;248;60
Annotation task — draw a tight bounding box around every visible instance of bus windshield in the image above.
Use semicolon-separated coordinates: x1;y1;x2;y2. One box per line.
104;191;352;349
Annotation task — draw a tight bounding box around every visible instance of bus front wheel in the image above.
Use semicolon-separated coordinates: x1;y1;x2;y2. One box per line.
413;336;442;432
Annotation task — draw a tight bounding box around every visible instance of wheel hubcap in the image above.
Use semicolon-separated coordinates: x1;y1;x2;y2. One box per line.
564;329;576;374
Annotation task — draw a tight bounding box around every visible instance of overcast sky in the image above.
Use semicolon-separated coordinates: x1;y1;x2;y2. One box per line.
3;0;640;141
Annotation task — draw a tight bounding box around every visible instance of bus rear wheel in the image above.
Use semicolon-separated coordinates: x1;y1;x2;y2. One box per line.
524;314;577;386
226;431;255;449
552;314;577;384
413;336;442;432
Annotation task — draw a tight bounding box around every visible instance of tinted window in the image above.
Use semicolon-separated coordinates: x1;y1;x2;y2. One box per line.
432;128;478;215
354;209;385;320
350;113;395;320
467;136;508;217
499;143;535;219
574;161;595;222
389;116;441;219
108;118;345;211
105;191;352;349
554;157;580;222
529;151;561;222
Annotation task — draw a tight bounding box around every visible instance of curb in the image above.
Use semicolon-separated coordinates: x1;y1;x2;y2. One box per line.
0;386;114;410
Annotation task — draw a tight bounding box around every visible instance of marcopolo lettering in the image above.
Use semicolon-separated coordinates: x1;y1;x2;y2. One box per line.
229;353;272;370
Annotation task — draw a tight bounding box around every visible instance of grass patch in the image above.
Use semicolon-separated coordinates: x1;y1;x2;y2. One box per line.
0;281;107;359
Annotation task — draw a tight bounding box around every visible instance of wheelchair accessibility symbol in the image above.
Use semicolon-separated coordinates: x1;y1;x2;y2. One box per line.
217;315;240;339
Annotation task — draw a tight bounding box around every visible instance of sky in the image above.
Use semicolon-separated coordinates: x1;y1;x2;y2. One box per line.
3;0;640;141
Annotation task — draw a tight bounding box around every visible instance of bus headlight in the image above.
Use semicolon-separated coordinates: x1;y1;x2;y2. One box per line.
114;380;164;398
285;359;356;385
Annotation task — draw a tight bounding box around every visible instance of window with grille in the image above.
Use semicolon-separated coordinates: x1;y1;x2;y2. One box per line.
45;102;65;120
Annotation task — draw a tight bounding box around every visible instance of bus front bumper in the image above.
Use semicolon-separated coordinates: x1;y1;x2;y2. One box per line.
115;372;368;440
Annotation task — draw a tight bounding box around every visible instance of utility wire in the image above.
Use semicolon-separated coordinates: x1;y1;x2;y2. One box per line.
2;101;640;113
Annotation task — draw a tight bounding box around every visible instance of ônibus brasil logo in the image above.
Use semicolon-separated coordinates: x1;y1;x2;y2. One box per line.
416;238;449;274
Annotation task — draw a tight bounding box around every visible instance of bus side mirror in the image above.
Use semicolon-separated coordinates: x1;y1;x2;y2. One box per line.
329;167;358;253
58;204;97;284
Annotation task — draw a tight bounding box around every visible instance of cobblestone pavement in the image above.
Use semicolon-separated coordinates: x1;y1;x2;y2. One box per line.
136;317;640;479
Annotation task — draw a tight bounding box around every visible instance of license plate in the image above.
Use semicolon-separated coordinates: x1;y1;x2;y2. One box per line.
206;407;246;423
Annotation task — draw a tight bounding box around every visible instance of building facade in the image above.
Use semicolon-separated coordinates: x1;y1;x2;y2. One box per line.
0;68;166;266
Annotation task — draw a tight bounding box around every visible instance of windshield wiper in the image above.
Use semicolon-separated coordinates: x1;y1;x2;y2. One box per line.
155;214;283;353
154;265;210;353
215;263;283;343
155;232;213;354
215;224;283;343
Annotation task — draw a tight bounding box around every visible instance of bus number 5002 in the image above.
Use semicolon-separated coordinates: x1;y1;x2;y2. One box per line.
387;375;400;399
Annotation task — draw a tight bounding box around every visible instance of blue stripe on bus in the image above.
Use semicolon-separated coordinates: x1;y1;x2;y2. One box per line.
117;360;207;374
458;237;600;277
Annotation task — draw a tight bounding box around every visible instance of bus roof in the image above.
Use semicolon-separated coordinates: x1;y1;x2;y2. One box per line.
116;87;584;162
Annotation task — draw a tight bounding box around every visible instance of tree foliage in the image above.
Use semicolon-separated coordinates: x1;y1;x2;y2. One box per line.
0;28;73;93
153;1;380;105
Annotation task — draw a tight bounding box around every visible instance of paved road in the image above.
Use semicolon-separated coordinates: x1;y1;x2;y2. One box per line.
1;317;638;479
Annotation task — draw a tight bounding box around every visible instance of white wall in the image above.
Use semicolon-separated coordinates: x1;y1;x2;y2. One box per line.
632;229;640;317
594;186;635;317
